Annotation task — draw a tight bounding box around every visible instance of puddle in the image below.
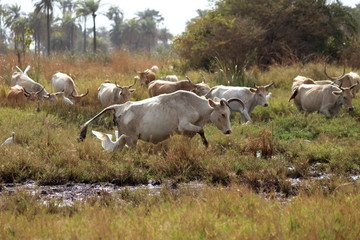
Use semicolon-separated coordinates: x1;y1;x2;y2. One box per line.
0;181;206;207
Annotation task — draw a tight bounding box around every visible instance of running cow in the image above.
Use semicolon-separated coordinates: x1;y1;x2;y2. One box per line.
78;90;235;149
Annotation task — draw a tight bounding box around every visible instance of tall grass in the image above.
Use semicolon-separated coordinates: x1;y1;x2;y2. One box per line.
0;185;359;239
1;52;360;237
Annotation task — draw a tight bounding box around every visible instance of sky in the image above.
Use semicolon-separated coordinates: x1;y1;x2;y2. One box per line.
1;0;359;36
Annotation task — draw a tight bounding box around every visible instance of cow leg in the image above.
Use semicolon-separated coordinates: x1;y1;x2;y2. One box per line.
240;111;252;124
125;137;138;149
198;130;209;148
178;120;202;133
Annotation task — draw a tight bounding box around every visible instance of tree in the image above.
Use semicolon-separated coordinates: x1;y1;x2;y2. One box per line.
34;0;56;56
106;5;123;49
136;9;164;51
75;0;91;52
174;0;358;69
79;0;101;53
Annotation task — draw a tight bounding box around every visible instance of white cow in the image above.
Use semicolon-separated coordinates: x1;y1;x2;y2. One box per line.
205;83;273;123
51;72;89;102
289;83;358;116
98;77;137;106
161;75;179;82
78;90;234;149
11;68;63;102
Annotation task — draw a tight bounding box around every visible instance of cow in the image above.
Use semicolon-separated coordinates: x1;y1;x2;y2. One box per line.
161;75;179;82
11;68;64;102
289;83;358;116
138;69;156;86
324;66;360;97
205;83;273;123
97;77;137;107
147;77;197;97
78;90;237;149
7;85;45;104
292;76;334;92
51;72;89;102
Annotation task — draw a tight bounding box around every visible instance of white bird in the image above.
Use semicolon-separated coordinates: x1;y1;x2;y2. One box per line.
1;132;15;146
62;95;74;105
91;130;128;151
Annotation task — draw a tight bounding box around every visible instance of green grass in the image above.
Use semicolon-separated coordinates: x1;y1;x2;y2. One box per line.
0;54;360;238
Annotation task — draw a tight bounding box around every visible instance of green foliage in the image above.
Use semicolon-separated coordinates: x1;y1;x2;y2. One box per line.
174;0;358;70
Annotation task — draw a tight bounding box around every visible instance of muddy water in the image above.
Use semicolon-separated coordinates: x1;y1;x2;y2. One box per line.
0;181;206;206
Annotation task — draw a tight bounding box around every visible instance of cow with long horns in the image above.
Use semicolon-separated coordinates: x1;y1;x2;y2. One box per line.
51;72;89;103
97;77;137;107
205;83;273;123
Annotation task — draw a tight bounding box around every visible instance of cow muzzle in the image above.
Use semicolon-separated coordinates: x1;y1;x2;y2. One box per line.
347;107;354;112
263;103;268;107
225;130;232;135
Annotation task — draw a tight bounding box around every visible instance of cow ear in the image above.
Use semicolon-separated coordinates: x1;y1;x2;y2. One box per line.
213;97;220;102
208;99;216;108
250;88;257;92
130;89;136;92
332;91;342;95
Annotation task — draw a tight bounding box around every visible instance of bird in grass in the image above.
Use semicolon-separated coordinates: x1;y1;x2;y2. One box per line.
91;130;128;151
1;132;15;146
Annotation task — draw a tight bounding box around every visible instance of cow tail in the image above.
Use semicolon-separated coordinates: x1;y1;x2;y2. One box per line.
289;88;298;102
78;105;117;142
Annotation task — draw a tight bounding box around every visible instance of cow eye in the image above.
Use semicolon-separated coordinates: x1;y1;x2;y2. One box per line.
221;113;226;118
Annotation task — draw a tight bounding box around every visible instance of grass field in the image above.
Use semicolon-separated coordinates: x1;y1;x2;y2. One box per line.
0;53;359;239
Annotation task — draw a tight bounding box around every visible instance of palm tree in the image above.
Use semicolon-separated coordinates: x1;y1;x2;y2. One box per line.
77;0;101;53
136;9;164;51
106;5;124;49
4;4;22;53
34;0;56;56
57;0;74;16
28;12;44;55
75;0;91;52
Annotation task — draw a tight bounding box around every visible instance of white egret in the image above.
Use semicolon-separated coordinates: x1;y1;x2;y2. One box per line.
1;132;15;146
91;130;127;151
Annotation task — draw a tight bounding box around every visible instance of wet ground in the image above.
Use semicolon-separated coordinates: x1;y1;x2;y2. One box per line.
1;164;358;207
0;181;206;206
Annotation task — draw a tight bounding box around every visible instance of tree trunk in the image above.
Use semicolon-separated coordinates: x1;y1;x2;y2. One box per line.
83;17;87;52
47;7;51;56
92;13;96;53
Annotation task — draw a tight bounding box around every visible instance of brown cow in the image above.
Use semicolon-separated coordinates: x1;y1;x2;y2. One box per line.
148;77;197;97
7;85;44;104
138;70;156;86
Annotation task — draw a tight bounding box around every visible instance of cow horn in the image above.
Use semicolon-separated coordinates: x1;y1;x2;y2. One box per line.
80;89;89;97
36;86;45;95
128;77;137;88
227;98;245;111
186;76;193;84
349;82;359;90
324;63;345;81
264;82;274;89
115;82;123;89
23;87;31;96
200;72;206;83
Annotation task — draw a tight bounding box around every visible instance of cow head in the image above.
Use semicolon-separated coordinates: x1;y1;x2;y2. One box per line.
138;70;155;86
114;77;137;104
23;86;45;101
208;98;232;135
250;83;273;107
333;83;358;111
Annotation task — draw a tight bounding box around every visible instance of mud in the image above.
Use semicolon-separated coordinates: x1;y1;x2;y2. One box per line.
0;181;206;206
